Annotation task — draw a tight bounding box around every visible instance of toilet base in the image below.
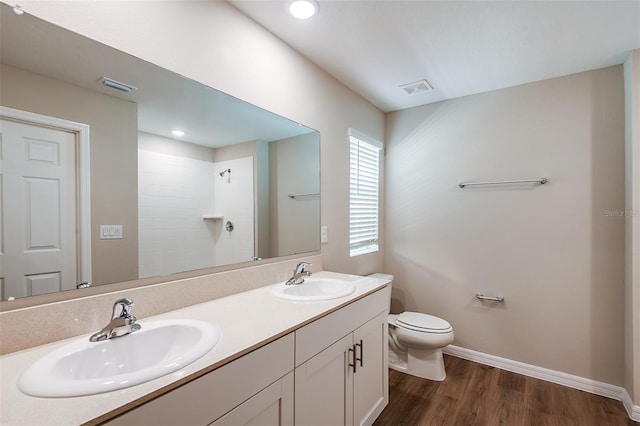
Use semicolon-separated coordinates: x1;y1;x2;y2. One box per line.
388;347;447;381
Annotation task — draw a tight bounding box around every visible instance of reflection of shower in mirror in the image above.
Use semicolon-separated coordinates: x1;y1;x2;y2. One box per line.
219;168;231;177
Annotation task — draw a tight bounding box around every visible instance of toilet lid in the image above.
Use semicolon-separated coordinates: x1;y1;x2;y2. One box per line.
396;312;452;332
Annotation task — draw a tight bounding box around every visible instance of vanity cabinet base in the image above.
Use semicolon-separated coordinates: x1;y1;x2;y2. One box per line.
103;284;391;426
105;334;294;426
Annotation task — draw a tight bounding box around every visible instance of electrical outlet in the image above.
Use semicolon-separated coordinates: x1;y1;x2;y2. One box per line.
321;226;328;243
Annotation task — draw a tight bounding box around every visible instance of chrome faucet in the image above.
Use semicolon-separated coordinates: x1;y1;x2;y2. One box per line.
286;262;312;285
89;298;141;342
76;281;92;289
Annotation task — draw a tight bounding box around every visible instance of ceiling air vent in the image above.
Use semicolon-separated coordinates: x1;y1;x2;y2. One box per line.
98;77;138;93
399;79;433;95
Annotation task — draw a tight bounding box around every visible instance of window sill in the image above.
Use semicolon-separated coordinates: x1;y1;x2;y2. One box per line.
350;245;379;257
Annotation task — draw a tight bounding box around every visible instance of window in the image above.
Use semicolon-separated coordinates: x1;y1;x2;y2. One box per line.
349;129;382;257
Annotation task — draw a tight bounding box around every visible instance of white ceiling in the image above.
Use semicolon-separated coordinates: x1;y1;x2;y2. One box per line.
229;0;640;112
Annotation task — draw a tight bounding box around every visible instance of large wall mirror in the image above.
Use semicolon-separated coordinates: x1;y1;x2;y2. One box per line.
0;3;320;302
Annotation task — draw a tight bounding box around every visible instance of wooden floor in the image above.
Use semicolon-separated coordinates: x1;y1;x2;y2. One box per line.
374;355;637;426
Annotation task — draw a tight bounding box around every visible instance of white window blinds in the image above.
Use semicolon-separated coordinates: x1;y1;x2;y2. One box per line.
349;130;381;257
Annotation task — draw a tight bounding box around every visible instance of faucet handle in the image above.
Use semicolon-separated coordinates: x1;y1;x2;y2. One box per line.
295;262;312;274
112;298;134;319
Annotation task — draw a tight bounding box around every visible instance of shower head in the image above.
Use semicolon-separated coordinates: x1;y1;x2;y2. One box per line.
219;168;231;177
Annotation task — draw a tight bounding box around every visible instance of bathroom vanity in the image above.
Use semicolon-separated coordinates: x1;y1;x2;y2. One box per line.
0;271;391;426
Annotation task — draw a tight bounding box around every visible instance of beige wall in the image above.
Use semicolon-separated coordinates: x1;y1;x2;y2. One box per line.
269;133;320;256
17;0;386;276
1;64;139;286
624;49;640;403
385;66;626;385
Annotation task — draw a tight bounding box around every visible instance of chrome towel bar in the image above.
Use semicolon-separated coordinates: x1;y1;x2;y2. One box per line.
458;177;547;188
288;193;320;199
476;293;505;302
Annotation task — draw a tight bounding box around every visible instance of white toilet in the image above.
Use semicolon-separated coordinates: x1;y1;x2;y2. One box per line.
388;311;454;381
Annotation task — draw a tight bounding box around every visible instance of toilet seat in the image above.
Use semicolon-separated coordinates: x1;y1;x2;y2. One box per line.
396;312;452;334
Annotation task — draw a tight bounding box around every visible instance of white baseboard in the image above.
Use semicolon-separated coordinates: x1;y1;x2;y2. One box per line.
621;388;640;422
443;345;640;422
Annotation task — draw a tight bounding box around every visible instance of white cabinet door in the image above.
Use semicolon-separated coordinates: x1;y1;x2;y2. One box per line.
294;334;354;426
353;312;389;426
210;372;293;426
295;310;389;426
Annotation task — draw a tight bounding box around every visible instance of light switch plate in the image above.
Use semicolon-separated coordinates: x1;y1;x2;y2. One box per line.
100;225;123;239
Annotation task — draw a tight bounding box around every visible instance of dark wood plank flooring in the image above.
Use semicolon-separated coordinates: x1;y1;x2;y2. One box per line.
374;355;637;426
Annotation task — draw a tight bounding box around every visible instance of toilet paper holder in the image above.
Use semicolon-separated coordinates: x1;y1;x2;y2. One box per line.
476;293;505;302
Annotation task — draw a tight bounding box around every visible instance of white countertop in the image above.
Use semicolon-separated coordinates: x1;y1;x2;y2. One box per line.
0;271;391;426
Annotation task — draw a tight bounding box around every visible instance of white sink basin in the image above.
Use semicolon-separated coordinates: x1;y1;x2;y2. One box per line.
272;277;356;301
18;319;220;398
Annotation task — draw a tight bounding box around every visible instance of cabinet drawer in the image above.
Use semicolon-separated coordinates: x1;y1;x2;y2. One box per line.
210;371;293;426
106;333;294;426
295;285;391;366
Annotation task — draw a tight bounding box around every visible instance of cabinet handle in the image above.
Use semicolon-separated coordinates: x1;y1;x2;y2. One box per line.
356;339;363;367
348;345;357;373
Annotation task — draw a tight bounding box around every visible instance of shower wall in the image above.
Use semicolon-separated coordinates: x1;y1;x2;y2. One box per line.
138;134;256;278
212;156;255;266
138;147;217;278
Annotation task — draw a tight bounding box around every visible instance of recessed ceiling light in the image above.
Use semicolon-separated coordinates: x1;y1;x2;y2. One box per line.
289;0;319;19
399;79;434;95
171;130;185;137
